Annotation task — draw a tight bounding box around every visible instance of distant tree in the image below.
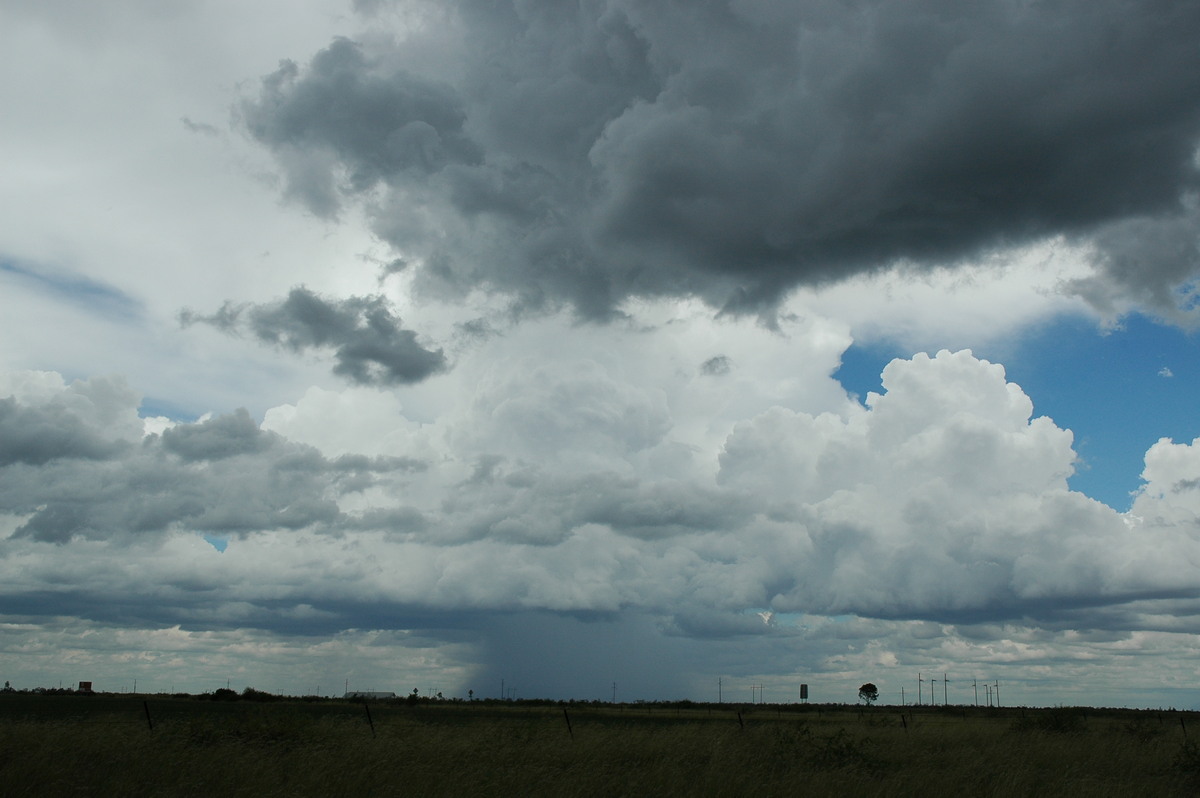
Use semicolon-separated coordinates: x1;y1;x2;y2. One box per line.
468;689;474;701
858;683;879;705
241;686;278;702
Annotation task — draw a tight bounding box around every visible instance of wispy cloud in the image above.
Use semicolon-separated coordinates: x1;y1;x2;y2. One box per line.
0;258;141;321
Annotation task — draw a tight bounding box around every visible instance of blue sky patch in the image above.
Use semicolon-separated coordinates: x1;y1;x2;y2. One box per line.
836;313;1200;510
203;534;229;553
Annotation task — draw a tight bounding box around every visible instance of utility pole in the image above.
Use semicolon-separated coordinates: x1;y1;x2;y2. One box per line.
901;686;905;705
917;673;923;706
944;673;948;706
994;681;1000;707
612;682;617;703
974;679;978;706
718;677;722;704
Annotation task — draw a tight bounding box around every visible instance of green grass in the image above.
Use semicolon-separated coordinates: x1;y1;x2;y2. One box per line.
1;697;1197;796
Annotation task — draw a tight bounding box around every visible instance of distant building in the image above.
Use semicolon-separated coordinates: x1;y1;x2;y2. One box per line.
344;691;396;699
77;681;94;694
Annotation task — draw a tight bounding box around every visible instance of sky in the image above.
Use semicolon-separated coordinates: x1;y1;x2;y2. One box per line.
3;0;1200;708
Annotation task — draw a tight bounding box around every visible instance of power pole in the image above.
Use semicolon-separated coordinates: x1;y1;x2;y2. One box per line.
974;679;978;706
718;677;722;704
917;673;923;706
944;673;948;706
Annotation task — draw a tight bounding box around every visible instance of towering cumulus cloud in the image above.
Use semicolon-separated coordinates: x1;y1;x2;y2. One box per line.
237;0;1200;320
5;319;1200;695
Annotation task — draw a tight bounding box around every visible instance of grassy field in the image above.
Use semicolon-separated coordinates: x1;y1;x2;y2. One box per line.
3;694;1199;796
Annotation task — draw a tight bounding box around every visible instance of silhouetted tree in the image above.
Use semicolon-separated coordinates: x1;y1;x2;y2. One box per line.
858;683;879;705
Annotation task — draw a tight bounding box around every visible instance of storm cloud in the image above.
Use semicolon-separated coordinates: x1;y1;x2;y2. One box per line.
239;0;1200;319
8;0;1200;705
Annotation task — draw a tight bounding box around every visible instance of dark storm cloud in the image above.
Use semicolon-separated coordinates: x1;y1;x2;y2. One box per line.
237;37;481;217
1067;213;1200;322
181;287;445;385
239;0;1200;318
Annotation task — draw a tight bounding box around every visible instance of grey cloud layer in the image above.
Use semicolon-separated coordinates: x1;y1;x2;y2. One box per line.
5;336;1200;640
239;0;1200;317
0;378;423;543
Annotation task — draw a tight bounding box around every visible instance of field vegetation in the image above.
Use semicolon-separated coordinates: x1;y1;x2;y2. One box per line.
3;692;1199;796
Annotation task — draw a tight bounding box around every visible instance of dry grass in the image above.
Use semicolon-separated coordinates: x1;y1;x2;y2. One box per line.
1;697;1196;796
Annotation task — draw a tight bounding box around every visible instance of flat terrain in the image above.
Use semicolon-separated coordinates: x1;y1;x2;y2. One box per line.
2;695;1198;796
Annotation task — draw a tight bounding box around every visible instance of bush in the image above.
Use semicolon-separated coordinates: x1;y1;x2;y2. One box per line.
240;687;279;702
